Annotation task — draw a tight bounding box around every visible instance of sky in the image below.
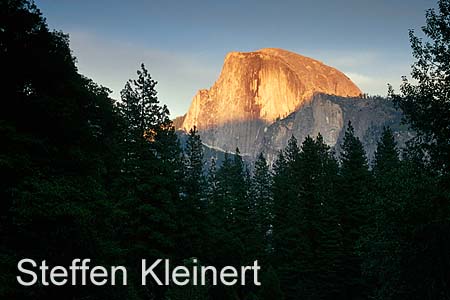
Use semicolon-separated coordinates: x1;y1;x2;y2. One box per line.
35;0;436;117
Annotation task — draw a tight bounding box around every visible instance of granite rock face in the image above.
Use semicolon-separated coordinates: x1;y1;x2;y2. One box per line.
259;94;412;163
181;48;361;130
177;48;410;163
172;114;186;131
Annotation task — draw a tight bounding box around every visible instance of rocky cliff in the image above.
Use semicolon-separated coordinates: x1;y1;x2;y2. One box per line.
178;48;410;163
259;94;412;163
181;48;362;131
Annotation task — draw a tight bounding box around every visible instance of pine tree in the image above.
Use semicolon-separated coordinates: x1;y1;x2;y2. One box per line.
117;65;179;300
250;153;273;256
230;149;254;261
0;1;131;299
203;155;241;280
289;135;341;298
272;147;297;298
335;121;371;300
373;126;400;176
389;0;450;174
271;149;289;237
360;124;450;300
284;135;300;166
272;135;300;268
273;134;343;299
358;125;403;300
386;3;450;296
340;122;370;184
118;64;171;168
184;126;206;201
179;126;207;256
216;152;235;221
206;156;220;207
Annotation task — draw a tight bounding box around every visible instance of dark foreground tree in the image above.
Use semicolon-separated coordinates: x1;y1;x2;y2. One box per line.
390;0;450;175
116;64;181;299
375;1;450;298
360;127;450;300
372;127;400;176
273;134;343;300
3;1;450;300
335;122;372;300
179;126;207;256
250;153;273;257
0;1;127;299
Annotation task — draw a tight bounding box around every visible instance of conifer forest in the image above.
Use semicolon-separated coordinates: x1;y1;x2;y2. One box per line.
1;0;450;299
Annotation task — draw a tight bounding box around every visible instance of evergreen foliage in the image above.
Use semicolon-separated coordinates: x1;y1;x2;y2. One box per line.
1;1;450;299
390;0;450;174
335;122;372;300
250;153;273;256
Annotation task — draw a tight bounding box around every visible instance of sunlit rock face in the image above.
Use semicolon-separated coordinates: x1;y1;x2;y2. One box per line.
179;48;362;156
182;48;362;132
177;48;409;162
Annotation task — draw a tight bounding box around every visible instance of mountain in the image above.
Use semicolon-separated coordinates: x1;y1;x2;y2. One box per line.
181;48;361;129
177;48;410;163
259;93;412;163
173;114;186;130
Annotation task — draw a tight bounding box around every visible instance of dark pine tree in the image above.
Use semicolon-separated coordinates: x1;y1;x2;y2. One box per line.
385;1;450;297
272;137;300;300
277;135;341;300
335;121;372;300
184;126;206;202
372;126;400;176
366;1;450;295
229;148;254;263
358;126;401;299
297;134;341;299
179;125;207;257
208;150;252;300
117;64;180;300
250;153;273;258
0;1;129;299
390;0;450;175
